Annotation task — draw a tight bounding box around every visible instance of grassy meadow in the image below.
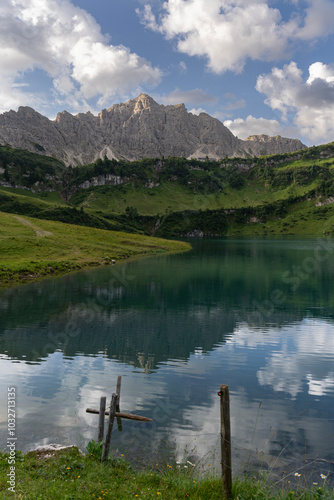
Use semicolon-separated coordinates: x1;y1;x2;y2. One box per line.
0;211;191;287
0;447;333;500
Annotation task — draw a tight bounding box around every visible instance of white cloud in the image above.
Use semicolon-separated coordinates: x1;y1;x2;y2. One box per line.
307;61;334;84
0;0;161;114
138;0;300;73
296;0;334;40
189;107;207;115
136;4;160;31
256;61;334;143
179;61;187;72
0;75;46;114
224;115;282;139
139;0;334;75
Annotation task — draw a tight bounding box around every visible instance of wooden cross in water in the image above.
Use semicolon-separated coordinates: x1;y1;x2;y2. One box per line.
86;376;153;461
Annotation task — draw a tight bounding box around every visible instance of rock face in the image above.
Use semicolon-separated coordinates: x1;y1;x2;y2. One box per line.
244;134;307;156
0;94;306;165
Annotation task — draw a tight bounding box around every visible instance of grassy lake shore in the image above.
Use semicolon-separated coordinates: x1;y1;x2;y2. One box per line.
0;447;333;499
0;211;191;288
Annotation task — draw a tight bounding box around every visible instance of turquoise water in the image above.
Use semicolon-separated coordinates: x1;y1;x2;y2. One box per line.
0;237;333;477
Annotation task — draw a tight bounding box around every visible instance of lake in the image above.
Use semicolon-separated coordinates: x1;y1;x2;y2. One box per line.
1;237;334;483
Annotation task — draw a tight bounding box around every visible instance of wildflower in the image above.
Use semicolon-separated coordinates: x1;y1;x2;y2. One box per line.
176;460;181;465
78;476;81;478
67;467;70;470
321;474;327;479
184;465;188;468
313;483;318;485
294;473;301;477
121;454;124;457
187;460;195;467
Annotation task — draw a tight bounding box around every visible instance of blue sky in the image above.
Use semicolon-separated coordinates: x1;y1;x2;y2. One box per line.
1;0;334;145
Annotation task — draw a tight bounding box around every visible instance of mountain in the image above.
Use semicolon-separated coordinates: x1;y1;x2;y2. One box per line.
0;94;306;165
243;134;308;156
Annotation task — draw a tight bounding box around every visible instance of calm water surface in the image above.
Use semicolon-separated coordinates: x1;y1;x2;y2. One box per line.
0;237;334;478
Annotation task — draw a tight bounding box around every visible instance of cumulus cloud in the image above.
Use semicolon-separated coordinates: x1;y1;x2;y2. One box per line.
138;0;297;74
296;0;334;40
138;0;334;74
224;115;282;139
0;0;161;114
256;61;334;143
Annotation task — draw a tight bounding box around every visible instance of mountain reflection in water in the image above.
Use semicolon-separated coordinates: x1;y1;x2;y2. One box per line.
0;237;333;476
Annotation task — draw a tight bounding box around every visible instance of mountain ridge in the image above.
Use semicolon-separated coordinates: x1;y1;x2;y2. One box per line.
0;93;306;165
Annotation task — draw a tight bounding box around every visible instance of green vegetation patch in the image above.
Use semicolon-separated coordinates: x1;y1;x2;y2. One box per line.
1;141;334;237
0;212;191;287
0;447;332;499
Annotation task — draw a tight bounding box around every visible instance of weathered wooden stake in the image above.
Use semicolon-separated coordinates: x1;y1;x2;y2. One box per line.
98;396;106;442
219;384;232;499
86;408;152;422
116;376;122;431
116;376;122;407
101;393;117;462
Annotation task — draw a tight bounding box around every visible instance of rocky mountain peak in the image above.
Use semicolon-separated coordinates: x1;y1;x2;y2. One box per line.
0;94;307;165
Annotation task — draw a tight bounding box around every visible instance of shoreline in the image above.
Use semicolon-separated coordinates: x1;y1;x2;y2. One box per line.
0;210;191;289
1;445;333;499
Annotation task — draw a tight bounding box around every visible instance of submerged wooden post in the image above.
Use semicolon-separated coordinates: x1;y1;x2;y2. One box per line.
116;376;122;431
219;384;232;499
98;396;106;442
101;393;117;462
86;408;152;422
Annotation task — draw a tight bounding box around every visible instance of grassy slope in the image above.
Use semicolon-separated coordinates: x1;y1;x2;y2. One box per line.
71;176;322;216
1;142;334;236
0;187;66;205
226;200;334;237
0;211;191;286
0;447;332;500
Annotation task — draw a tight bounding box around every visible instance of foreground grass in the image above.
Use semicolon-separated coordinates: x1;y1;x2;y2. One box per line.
0;211;191;287
0;448;333;500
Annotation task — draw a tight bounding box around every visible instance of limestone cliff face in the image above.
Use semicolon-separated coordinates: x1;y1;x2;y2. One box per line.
244;134;307;156
0;94;306;165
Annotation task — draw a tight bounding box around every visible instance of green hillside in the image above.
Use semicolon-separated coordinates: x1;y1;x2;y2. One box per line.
0;212;191;286
0;142;334;237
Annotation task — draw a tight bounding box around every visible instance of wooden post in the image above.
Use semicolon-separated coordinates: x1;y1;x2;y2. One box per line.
219;385;232;499
98;396;106;442
86;408;153;422
116;376;122;431
116;376;122;408
101;393;117;462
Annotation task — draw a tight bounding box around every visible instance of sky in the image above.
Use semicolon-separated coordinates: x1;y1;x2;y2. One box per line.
1;0;334;146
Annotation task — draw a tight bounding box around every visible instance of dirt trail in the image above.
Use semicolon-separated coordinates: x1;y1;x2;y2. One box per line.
13;216;53;237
